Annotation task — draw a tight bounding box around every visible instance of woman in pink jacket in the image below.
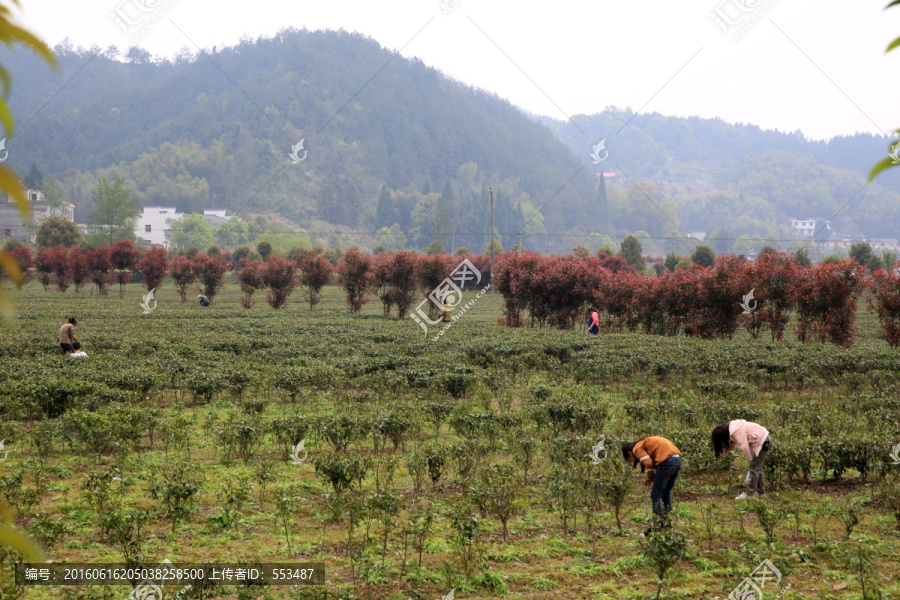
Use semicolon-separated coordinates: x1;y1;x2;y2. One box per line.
711;419;771;500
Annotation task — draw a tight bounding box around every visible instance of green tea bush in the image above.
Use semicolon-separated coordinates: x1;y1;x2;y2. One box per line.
274;363;342;401
313;454;368;496
59;406;150;459
529;398;608;436
469;463;520;540
208;469;254;531
641;528;690;600
441;369;476;398
878;475;900;532
269;414;311;455
448;411;496;441
316;413;370;453
0;378;97;419
80;468;125;536
148;463;202;532
372;409;414;451
185;368;227;404
217;414;266;463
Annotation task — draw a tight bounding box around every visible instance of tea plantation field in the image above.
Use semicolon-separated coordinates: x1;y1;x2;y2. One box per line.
1;279;899;599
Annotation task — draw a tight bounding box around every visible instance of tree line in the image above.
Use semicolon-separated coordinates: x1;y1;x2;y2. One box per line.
3;240;494;316
11;237;900;348
495;249;900;348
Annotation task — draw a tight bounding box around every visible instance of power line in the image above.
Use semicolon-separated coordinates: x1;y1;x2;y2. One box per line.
254;228;831;244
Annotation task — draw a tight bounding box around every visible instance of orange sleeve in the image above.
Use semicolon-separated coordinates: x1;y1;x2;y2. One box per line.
633;440;655;471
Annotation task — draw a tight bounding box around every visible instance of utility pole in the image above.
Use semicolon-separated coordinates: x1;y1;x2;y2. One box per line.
489;188;494;290
517;231;522;254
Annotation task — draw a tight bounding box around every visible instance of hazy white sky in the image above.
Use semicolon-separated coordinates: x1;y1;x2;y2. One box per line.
13;0;900;140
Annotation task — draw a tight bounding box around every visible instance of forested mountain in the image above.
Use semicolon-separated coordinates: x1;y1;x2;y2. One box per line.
2;29;597;253
4;29;900;254
546;111;900;250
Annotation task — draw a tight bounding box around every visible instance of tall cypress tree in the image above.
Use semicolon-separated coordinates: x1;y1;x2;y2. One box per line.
439;181;456;251
375;184;396;228
593;173;607;232
439;180;455;209
25;162;44;190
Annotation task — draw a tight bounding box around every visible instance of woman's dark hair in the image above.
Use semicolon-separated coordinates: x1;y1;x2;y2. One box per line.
68;317;77;325
621;440;645;471
711;423;731;458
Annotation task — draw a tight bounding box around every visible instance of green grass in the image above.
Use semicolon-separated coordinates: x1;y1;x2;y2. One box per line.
0;278;899;599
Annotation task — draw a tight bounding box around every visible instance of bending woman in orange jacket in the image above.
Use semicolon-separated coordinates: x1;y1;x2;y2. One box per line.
621;436;681;532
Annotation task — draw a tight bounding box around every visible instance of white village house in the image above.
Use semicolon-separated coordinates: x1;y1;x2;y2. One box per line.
134;207;232;247
789;218;821;238
135;206;179;247
0;189;75;243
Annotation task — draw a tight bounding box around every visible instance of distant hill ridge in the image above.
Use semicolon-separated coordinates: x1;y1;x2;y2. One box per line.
2;29;898;252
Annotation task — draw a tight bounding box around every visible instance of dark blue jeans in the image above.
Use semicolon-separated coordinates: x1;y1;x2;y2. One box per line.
650;456;681;525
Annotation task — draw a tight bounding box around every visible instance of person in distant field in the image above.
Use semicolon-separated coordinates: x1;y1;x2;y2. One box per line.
59;317;82;354
586;307;600;335
712;419;772;500
198;295;210;307
622;436;682;533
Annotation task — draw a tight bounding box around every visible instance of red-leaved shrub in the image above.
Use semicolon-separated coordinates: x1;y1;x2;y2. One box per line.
261;256;298;309
8;246;33;288
67;247;92;293
871;268;900;347
89;245;112;295
336;248;372;313
300;253;333;310
136;247;169;291
191;252;229;301
110;240;140;297
235;258;263;309
170;255;196;302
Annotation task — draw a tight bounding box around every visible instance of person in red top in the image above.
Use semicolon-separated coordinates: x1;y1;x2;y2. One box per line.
622;436;681;532
586;307;600;335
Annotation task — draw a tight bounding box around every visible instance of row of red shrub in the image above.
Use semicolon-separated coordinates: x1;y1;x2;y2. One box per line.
6;241;496;314
234;249;493;312
493;250;899;348
13;242;900;347
333;250;492;317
